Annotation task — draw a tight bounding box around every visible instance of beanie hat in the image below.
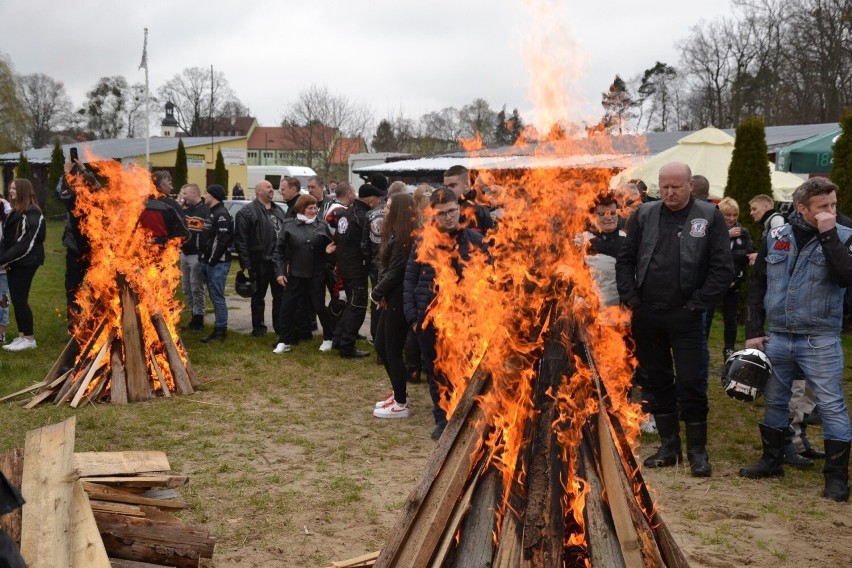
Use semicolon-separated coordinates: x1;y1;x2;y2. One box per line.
368;173;389;192
206;184;226;202
358;184;383;199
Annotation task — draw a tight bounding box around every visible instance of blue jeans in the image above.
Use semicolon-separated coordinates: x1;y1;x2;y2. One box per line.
764;332;852;442
202;261;231;329
0;272;8;327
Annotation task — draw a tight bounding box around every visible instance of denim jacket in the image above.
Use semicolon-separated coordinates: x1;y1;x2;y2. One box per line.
764;223;852;335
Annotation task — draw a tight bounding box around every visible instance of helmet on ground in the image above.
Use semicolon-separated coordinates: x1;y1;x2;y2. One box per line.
235;270;256;298
721;348;772;402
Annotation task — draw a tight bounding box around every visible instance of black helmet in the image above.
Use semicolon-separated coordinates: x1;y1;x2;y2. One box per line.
235;270;256;298
721;348;772;402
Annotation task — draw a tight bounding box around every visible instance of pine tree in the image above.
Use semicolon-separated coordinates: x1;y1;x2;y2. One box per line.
508;108;524;143
15;152;32;180
372;120;396;152
214;149;227;187
494;106;512;146
174;139;188;190
726;116;771;242
46;139;65;214
832;113;852;215
600;75;635;135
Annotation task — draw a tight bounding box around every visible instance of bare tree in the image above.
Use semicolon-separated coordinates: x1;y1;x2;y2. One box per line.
17;73;72;148
281;84;373;176
419;107;464;143
157;67;246;136
459;98;497;144
83;76;130;139
678;19;735;126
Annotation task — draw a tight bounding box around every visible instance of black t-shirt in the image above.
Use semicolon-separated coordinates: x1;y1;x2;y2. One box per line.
642;203;692;309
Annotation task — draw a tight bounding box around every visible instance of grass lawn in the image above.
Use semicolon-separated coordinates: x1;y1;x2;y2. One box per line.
1;218;851;567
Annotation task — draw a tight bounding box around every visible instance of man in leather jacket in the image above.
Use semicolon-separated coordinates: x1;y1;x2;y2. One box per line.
616;162;733;478
234;180;287;337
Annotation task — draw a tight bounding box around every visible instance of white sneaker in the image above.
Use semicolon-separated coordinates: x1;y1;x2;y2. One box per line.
640;414;658;434
2;337;24;350
6;338;36;352
272;343;291;354
318;340;333;352
375;392;411;409
373;401;410;419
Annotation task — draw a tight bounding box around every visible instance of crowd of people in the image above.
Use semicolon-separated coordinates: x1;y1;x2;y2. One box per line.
3;154;849;503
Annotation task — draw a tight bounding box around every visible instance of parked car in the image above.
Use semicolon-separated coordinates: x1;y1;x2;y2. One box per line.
222;200;289;261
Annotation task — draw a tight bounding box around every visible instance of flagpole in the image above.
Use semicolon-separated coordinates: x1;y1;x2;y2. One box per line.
140;28;150;170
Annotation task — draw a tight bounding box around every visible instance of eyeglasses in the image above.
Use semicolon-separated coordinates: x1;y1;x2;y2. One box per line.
434;207;460;219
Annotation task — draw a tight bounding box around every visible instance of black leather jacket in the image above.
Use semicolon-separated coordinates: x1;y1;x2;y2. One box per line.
0;206;46;268
273;218;333;278
334;200;370;279
200;202;233;265
371;234;409;302
234;199;287;269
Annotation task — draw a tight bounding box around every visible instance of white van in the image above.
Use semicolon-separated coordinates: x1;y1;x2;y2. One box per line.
246;166;317;198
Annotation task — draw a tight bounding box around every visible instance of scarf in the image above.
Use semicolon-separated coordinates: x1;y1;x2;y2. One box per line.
297;214;317;224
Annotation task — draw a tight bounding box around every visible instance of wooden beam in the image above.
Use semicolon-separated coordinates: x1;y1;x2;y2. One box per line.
19;416;77;568
0;381;45;402
579;436;626;568
109;342;127;405
71;481;111;568
82;482;187;510
448;466;499;568
73;452;170;477
79;476;188;488
152;313;194;395
71;330;115;408
0;448;24;545
119;277;152;402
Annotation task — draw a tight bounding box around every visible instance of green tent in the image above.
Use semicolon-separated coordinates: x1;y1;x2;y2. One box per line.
775;128;841;173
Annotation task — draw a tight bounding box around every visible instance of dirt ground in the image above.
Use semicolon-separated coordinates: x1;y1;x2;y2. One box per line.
175;290;852;567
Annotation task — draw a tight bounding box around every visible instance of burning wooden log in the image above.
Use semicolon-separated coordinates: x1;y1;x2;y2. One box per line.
374;310;691;568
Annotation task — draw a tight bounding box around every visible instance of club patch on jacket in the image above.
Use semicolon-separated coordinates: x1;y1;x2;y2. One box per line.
689;218;708;238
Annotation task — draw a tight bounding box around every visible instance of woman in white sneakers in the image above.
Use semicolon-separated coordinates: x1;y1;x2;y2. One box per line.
372;193;418;418
0;179;46;352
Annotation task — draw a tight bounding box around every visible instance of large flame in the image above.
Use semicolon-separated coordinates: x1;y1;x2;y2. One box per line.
415;0;648;558
65;155;184;396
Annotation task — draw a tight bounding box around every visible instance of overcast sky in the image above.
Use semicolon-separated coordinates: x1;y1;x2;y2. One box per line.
1;0;733;133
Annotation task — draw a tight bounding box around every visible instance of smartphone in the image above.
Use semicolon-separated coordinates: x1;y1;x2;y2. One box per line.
69;147;78;163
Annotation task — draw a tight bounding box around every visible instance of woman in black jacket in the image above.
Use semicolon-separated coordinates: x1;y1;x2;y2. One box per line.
372;193;418;418
272;195;336;354
706;197;754;360
0;179;46;352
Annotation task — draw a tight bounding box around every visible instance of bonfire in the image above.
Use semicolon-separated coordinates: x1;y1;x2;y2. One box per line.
26;158;197;407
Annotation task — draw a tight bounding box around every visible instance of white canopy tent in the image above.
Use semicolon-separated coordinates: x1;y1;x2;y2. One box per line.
609;127;806;202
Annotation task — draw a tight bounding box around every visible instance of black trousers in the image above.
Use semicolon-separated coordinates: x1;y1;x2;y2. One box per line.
375;289;408;404
8;265;38;336
417;322;448;427
334;276;368;353
278;274;334;343
631;305;708;422
250;260;283;335
368;266;379;340
706;287;740;350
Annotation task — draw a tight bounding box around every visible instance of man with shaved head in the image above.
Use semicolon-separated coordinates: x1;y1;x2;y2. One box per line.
617;161;734;478
234;179;288;337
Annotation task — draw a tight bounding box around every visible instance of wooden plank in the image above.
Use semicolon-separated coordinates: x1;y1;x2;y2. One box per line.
41;337;78;391
71;330;115;408
176;338;199;387
449;467;499;568
79;476;188;488
73;451;170;477
330;551;380;567
119;277;152;402
82;482;187;510
579;436;626;568
19;416;77;568
152;313;194;395
71;481;111;568
109;559;167;568
149;351;170;397
0;448;25;545
0;381;45;402
89;500;145;517
109;342;127;405
431;462;484;567
23;390;55;409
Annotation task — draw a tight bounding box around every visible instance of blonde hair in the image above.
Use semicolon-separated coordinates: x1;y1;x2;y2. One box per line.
718;197;739;215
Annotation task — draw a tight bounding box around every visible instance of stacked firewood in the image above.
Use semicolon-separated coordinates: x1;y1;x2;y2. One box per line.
0;417;215;567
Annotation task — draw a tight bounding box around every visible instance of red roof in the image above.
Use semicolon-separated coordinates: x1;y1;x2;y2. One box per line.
329;137;367;164
248;126;339;152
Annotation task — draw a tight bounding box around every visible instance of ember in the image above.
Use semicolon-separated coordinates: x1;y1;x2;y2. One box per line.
27;157;197;407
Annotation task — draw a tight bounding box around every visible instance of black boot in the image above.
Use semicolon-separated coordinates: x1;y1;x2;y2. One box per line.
800;418;825;459
643;413;682;468
739;423;785;478
784;425;814;467
685;421;712;477
201;327;227;343
181;314;204;332
823;439;850;502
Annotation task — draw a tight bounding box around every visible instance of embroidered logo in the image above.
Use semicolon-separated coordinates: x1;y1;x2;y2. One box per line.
689;218;708;238
337;216;349;234
774;240;791;251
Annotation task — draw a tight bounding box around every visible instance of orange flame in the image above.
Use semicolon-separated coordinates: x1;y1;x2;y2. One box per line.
65;154;184;396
